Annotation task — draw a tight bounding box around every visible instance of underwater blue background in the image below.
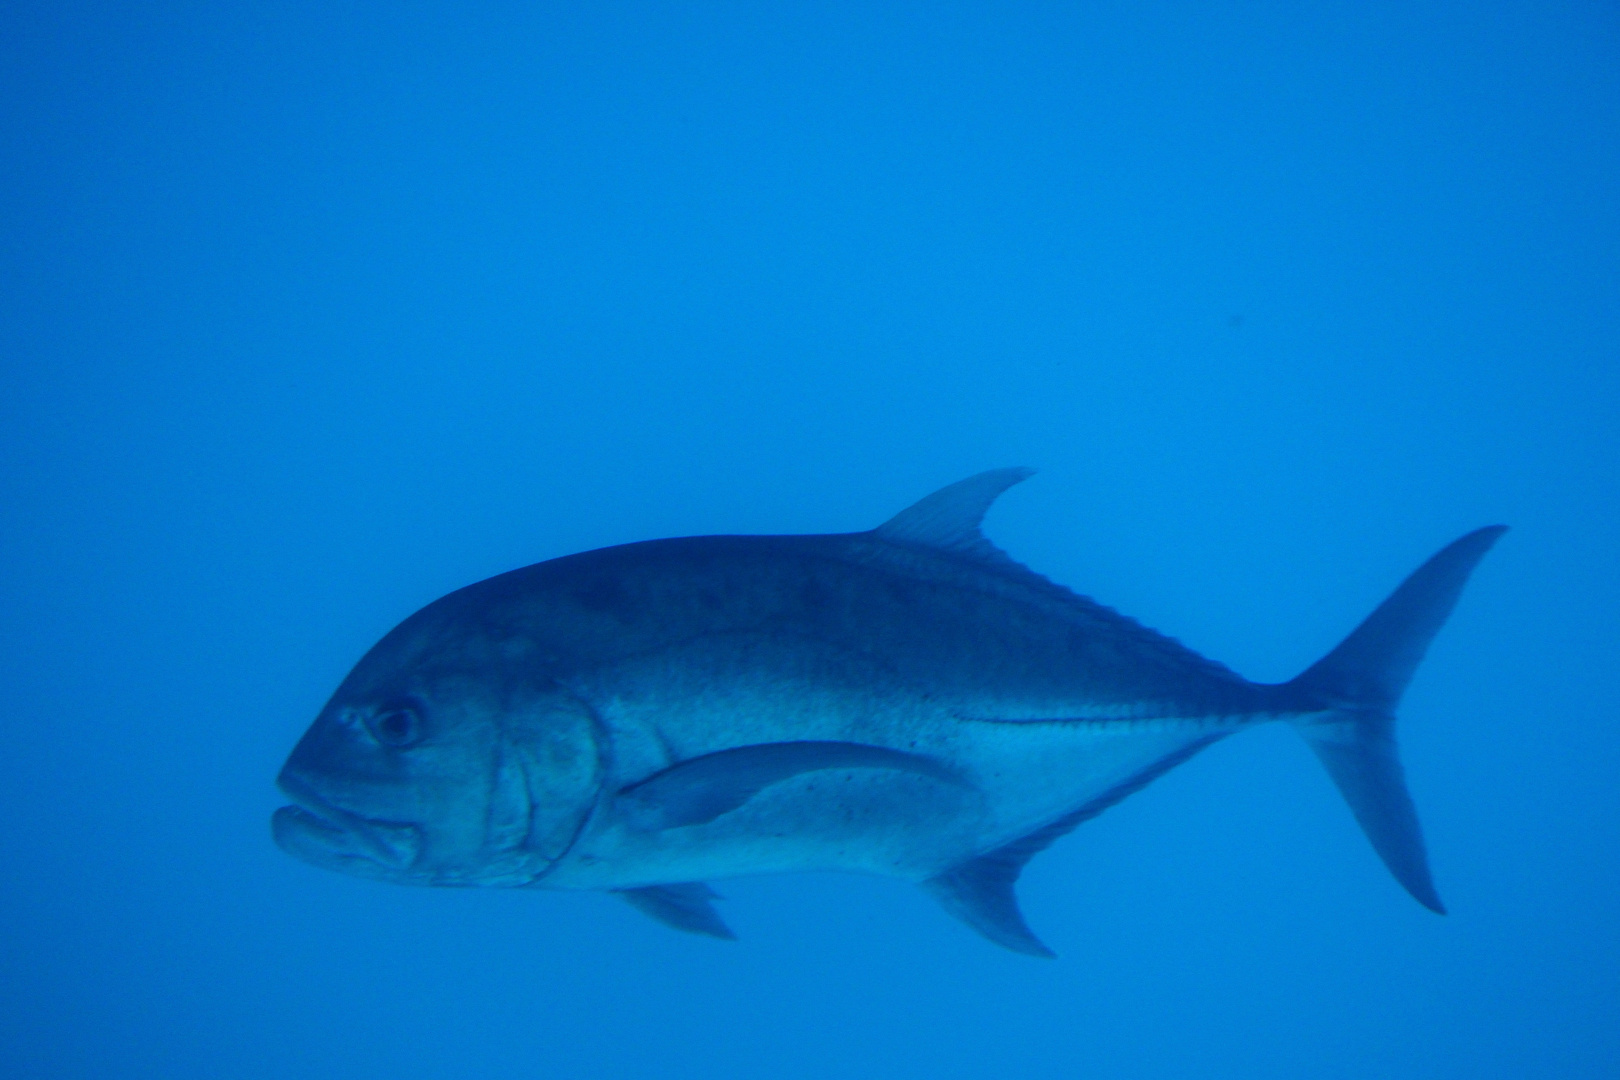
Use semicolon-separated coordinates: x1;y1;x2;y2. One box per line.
2;3;1616;1077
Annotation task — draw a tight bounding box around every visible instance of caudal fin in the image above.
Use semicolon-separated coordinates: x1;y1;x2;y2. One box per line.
1284;526;1507;913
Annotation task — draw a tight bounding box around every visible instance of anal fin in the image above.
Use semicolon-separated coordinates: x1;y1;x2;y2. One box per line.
924;857;1054;957
926;736;1221;957
617;883;736;940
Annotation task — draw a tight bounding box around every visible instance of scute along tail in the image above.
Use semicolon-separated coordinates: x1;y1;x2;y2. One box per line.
1284;525;1507;913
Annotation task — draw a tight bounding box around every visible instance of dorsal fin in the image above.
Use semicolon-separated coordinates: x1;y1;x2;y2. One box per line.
874;468;1035;568
869;470;1249;688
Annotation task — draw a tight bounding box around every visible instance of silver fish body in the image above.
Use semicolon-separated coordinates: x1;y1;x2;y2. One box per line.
275;470;1504;954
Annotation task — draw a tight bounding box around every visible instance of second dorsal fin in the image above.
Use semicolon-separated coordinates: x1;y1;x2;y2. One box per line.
874;468;1034;567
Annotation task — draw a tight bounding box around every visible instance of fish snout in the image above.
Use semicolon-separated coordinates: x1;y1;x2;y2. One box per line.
274;772;423;872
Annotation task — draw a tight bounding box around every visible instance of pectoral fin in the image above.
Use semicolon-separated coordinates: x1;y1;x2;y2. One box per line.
618;740;966;831
617;883;735;940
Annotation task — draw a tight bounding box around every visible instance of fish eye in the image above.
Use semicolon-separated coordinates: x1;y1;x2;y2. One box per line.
364;705;423;748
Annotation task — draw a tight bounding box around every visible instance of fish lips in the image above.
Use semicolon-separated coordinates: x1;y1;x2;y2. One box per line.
273;777;423;878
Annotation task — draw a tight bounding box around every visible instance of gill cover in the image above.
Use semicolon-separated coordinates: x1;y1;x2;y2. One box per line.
502;687;605;877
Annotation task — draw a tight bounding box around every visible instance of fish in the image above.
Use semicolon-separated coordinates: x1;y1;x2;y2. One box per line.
273;469;1505;955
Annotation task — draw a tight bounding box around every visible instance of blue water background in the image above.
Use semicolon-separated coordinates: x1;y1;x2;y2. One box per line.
2;4;1616;1077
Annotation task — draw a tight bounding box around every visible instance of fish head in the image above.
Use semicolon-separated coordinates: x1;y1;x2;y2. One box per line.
274;603;603;887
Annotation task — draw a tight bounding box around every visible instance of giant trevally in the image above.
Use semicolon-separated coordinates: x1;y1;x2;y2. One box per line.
273;470;1504;954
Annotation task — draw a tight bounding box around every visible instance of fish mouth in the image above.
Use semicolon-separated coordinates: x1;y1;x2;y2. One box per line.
273;776;423;875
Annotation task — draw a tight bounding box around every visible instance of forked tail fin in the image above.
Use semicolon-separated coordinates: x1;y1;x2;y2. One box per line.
1284;526;1507;913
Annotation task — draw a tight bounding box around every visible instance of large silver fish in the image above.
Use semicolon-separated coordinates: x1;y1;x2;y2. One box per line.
273;470;1504;955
